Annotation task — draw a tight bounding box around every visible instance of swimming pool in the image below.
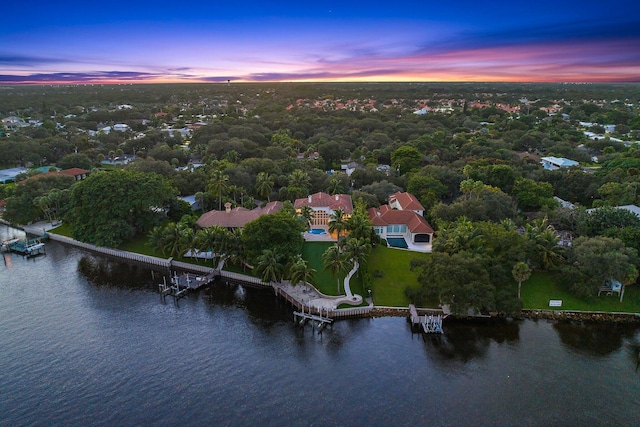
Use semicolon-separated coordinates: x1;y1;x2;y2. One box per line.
386;237;408;249
309;228;327;235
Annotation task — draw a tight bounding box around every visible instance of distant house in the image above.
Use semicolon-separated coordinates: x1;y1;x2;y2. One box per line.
2;116;28;129
196;201;283;230
112;123;130;132
58;168;89;181
586;205;640;218
376;164;392;175
517;152;541;163
23;168;90;183
294;192;353;227
541;156;579;170
179;195;201;211
341;161;365;176
0;167;28;184
554;197;575;210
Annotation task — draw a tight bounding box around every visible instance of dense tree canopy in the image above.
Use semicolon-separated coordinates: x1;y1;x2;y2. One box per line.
67;170;177;247
240;212;304;266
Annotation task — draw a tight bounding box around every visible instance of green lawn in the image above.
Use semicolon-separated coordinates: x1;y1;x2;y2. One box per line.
521;271;640;313
302;241;337;295
51;224;640;313
367;246;437;308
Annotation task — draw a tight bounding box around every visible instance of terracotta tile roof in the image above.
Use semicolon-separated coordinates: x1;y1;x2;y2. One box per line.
368;207;434;234
294;192;353;214
196;208;260;229
259;201;283;215
196;201;283;229
389;191;424;212
22;168;90;183
58;168;89;177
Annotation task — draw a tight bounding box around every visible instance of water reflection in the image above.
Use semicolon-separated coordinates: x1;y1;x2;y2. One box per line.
77;255;156;290
422;319;520;364
554;321;639;357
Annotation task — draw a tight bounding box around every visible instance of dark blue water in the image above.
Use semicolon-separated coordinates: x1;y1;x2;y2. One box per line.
2;225;640;426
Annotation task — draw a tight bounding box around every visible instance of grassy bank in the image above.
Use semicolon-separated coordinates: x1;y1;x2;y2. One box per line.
47;225;640;312
521;271;640;312
367;246;436;308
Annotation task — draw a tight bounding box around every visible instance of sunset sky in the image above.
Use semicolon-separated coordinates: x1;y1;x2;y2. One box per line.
1;0;639;84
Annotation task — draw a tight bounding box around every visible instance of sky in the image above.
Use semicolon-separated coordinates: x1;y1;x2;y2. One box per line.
1;1;639;84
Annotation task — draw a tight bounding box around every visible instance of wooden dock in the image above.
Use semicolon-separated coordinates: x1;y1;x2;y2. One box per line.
158;271;218;300
409;304;444;334
6;235;47;256
293;305;333;333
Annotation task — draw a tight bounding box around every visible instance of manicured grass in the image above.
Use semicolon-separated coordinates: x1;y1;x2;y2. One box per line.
302;241;338;295
521;271;640;313
55;223;640;313
367;246;437;308
48;222;72;237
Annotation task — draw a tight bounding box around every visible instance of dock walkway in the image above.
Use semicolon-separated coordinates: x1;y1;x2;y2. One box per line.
19;221;373;320
409;304;445;334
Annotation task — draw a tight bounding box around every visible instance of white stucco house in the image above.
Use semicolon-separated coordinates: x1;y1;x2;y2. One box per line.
294;192;353;227
368;192;433;253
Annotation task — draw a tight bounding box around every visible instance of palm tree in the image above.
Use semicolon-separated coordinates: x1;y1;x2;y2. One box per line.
322;244;350;293
287;169;310;199
326;177;345;195
346;203;375;242
255;172;274;202
287;255;316;287
343;237;372;268
299;205;313;231
329;208;348;240
208;168;229;211
160;222;189;258
512;262;531;300
148;226;165;254
195;226;229;265
256;249;284;283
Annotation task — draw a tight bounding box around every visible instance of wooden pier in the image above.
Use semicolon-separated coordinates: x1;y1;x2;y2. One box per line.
6;235;47;257
293;305;333;333
157;271;218;300
409;304;444;334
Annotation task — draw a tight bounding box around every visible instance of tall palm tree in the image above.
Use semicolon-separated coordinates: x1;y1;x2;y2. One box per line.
287;169;310;200
343;237;372;268
160;222;189;258
329;208;348;240
195;226;230;265
322;244;350;293
208;168;229;211
299;205;313;231
326;178;345;195
287;255;316;287
346;204;375;242
512;262;531;300
148;226;165;255
256;249;284;283
255;172;274;202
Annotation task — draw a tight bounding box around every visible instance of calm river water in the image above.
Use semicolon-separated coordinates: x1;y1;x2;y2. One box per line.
1;224;640;426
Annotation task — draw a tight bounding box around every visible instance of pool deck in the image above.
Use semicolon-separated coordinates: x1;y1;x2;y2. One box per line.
303;230;336;242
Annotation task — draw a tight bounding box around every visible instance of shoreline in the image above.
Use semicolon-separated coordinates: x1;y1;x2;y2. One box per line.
4;220;640;324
